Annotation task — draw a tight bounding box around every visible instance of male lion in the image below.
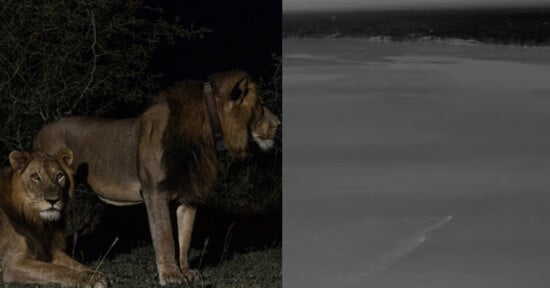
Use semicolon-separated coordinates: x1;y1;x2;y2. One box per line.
0;149;112;287
34;70;281;285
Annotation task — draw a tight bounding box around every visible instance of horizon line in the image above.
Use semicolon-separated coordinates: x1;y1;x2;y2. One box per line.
283;3;550;13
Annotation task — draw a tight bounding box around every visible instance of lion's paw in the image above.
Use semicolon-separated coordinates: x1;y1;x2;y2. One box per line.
82;272;116;288
91;279;109;288
182;268;202;282
158;264;185;285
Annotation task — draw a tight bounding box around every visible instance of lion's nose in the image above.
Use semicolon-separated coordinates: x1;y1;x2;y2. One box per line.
271;114;281;127
274;118;281;127
45;196;60;206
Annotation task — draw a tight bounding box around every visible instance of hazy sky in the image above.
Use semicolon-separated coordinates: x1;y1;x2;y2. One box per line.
283;0;550;11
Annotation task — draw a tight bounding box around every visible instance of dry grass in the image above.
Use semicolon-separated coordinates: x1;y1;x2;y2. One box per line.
0;245;281;288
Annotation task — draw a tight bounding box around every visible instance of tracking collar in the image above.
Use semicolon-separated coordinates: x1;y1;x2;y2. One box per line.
203;82;226;152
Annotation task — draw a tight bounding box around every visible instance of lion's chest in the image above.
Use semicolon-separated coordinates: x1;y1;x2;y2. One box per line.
0;212;10;258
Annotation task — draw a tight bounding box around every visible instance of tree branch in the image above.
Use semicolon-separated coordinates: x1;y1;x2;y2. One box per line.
66;8;97;116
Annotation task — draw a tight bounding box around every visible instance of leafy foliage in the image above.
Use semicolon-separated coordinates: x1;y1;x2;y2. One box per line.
0;0;208;157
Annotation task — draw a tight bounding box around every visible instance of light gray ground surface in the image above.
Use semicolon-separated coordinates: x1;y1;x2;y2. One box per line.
283;39;550;288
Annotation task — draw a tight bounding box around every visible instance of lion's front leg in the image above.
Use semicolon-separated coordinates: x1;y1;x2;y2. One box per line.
2;258;110;287
177;203;201;281
142;190;185;285
52;250;117;284
52;250;92;272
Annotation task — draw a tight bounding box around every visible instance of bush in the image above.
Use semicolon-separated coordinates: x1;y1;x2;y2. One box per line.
0;0;207;158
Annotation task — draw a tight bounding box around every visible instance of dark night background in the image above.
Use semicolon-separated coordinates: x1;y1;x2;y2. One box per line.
148;0;281;85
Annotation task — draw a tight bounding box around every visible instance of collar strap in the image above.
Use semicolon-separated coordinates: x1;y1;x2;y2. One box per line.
203;82;226;152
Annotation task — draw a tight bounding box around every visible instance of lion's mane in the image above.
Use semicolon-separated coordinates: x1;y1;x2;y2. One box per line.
158;71;259;205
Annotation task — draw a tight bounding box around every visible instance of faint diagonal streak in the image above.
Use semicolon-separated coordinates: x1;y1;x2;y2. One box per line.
361;215;454;281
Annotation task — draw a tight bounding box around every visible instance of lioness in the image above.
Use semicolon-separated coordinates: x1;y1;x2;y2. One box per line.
34;71;280;285
0;149;112;287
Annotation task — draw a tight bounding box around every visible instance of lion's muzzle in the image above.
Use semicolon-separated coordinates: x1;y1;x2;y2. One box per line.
39;208;61;221
251;106;280;151
39;188;64;221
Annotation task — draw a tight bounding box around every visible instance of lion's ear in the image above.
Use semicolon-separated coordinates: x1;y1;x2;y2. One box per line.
55;148;74;171
229;76;249;102
55;148;75;198
9;151;29;171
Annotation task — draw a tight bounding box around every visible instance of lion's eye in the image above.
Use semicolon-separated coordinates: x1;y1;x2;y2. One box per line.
30;173;40;182
56;173;65;182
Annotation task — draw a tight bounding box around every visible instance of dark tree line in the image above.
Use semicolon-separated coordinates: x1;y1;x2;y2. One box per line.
284;8;550;45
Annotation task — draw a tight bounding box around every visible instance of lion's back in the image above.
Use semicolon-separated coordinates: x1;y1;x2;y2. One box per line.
34;116;84;153
35;116;131;151
35;116;139;165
